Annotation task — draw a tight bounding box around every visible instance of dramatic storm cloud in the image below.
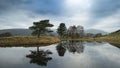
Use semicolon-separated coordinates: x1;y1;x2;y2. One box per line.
0;0;120;32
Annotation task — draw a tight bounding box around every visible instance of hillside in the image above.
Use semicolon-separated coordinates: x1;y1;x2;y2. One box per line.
108;29;120;37
95;29;120;47
0;29;32;36
110;29;120;34
0;29;58;36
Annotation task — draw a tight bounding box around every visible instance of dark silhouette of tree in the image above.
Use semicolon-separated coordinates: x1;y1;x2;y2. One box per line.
56;42;66;57
86;33;94;37
94;33;102;37
29;20;54;38
57;23;67;38
26;47;52;66
0;32;12;37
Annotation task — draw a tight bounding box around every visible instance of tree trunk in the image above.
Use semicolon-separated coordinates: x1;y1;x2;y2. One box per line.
38;31;40;38
38;34;40;38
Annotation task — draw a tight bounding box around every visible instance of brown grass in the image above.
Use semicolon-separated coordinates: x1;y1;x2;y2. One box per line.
95;36;120;44
0;36;60;46
61;37;95;42
62;37;120;47
0;35;120;47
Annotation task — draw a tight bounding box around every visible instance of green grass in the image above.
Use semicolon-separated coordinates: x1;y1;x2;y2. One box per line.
0;36;60;46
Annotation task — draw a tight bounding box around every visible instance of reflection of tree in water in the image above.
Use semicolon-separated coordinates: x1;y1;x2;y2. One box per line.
66;40;84;54
56;42;66;56
26;46;52;66
56;40;84;56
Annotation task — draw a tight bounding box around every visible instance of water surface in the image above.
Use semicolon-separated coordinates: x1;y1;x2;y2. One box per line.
0;41;120;68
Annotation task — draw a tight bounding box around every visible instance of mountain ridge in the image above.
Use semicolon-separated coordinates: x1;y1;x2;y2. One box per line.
0;28;109;36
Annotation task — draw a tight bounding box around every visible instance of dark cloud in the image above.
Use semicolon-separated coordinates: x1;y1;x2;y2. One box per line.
0;0;32;14
0;0;64;29
92;0;120;18
0;0;63;15
0;0;119;32
0;0;32;9
26;0;63;15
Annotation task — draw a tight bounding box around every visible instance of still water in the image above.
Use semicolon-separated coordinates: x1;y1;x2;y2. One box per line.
0;41;120;68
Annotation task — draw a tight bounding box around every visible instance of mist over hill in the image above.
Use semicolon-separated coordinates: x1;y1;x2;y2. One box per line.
85;29;108;35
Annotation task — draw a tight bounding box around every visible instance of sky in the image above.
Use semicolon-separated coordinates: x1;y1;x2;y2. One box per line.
0;0;120;32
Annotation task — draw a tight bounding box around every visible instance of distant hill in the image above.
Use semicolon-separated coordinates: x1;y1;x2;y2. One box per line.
0;28;109;36
0;29;32;36
46;29;58;36
85;29;108;35
0;29;58;36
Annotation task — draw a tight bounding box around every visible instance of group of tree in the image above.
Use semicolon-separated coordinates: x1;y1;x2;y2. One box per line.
57;24;84;38
29;19;104;39
29;19;85;38
67;25;84;38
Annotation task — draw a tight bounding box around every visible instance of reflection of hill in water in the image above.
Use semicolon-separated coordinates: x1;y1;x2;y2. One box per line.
109;43;120;48
83;41;106;46
56;41;84;56
26;47;52;66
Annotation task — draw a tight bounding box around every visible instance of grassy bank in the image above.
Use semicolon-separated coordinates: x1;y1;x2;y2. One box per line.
0;35;120;47
62;36;120;47
61;37;95;42
0;36;60;46
95;37;120;44
95;35;120;48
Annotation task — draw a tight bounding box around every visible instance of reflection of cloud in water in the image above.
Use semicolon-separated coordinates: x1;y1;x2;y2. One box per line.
84;41;107;46
84;43;120;68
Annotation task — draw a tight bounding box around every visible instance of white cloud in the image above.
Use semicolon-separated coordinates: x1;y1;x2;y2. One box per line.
61;0;92;28
64;0;91;9
0;0;119;33
91;11;120;32
0;9;65;29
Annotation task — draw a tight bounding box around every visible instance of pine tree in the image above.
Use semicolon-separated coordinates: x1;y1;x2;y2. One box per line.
29;20;53;38
57;23;67;38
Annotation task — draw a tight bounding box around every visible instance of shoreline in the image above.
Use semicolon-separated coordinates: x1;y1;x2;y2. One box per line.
0;36;61;47
0;36;120;47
